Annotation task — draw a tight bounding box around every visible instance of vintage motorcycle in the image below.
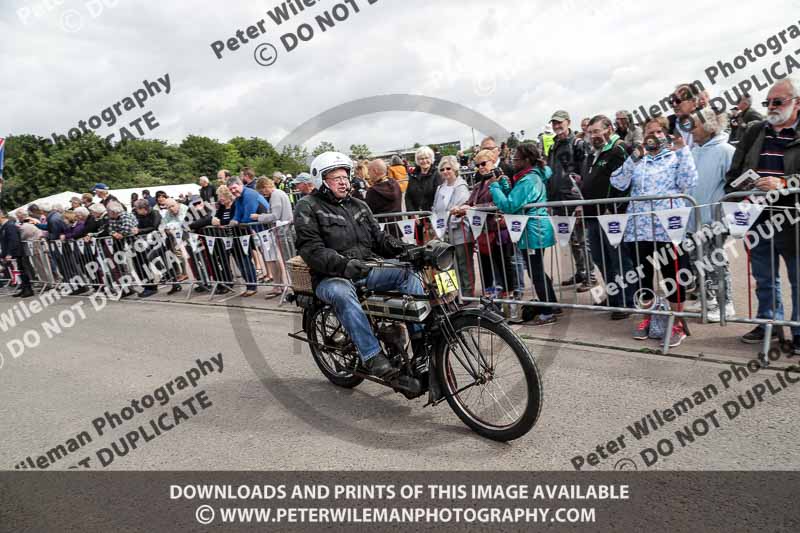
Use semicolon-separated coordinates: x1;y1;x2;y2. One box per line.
288;240;543;442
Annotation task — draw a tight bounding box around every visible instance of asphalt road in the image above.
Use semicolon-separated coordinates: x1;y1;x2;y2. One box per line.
1;293;798;472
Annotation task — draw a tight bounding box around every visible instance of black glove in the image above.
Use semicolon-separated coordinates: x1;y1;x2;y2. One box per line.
384;236;409;258
343;259;371;280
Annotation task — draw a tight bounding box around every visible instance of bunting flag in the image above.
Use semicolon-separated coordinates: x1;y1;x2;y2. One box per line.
77;240;85;253
432;212;448;240
398;220;416;244
27;242;34;253
174;229;183;242
188;233;199;250
504;214;529;244
239;235;251;255
222;236;234;251
722;202;766;238
549;216;577;247
597;213;630;248
655;206;693;245
466;209;488;240
205;236;216;254
257;231;271;251
55;240;63;252
379;223;386;232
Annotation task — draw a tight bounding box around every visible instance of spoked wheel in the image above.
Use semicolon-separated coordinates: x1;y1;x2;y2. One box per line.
307;307;364;388
436;314;543;441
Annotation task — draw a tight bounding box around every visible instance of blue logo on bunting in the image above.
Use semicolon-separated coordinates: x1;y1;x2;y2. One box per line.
667;215;682;230
558;222;569;234
511;221;522;232
403;225;413;234
436;218;445;229
734;211;749;225
608;221;621;234
472;215;481;226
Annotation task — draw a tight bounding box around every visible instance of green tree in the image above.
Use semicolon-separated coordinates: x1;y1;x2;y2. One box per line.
312;141;336;157
349;144;371;159
179;135;227;176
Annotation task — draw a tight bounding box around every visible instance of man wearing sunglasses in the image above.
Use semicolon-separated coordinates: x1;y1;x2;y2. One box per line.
725;78;800;353
667;83;708;149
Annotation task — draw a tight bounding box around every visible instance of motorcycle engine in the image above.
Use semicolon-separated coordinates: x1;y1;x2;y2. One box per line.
375;323;408;360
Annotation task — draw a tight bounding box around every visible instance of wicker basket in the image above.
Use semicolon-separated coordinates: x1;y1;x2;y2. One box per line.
287;256;314;294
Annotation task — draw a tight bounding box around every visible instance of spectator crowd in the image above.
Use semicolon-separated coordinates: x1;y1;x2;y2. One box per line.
2;76;799;354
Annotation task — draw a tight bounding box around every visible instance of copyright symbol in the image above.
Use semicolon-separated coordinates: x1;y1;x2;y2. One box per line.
254;43;278;67
614;458;638;471
61;9;84;33
195;505;215;525
473;77;496;98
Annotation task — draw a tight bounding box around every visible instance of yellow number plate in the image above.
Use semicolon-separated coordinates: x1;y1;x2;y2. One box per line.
435;269;460;296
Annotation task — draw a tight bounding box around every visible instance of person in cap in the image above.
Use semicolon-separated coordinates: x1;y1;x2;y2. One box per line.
292;173;316;200
547;109;595;293
293;152;419;379
92;183;122;209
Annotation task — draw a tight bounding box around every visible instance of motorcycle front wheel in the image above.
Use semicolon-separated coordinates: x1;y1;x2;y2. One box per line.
435;313;543;442
307;307;364;389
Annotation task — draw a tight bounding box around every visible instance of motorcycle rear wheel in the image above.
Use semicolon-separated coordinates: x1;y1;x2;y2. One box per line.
436;313;542;442
307;307;364;389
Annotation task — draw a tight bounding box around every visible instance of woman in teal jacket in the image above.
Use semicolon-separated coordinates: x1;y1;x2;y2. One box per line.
489;143;559;325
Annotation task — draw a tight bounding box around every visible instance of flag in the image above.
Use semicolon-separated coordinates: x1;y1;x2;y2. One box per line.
432;212;448;239
398;220;416;244
655;207;692;245
504;215;529;244
722;202;765;238
597;213;630;248
466;209;488;240
549;216;577;247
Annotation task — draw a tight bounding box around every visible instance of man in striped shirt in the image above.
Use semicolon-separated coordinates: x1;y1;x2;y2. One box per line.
726;78;800;353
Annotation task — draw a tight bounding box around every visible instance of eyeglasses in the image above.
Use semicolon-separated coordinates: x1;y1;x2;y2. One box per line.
669;94;692;107
325;176;350;184
477;161;491;167
762;97;797;108
441;167;453;171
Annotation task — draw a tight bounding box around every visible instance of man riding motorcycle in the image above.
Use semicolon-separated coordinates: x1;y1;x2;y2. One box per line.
293;152;424;379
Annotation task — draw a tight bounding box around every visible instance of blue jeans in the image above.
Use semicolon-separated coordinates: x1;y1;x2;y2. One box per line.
315;265;425;361
750;231;800;335
586;219;634;308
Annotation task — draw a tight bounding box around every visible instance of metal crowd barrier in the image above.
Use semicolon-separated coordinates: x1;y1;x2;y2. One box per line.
441;194;704;355
4;191;799;361
0;221;297;302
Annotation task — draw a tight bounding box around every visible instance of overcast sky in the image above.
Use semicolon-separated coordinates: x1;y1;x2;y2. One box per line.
1;0;797;155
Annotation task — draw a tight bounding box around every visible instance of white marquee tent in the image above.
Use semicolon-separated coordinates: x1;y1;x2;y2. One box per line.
10;183;201;214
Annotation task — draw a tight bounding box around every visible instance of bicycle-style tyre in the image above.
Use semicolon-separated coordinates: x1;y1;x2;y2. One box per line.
307;307;364;389
435;313;543;441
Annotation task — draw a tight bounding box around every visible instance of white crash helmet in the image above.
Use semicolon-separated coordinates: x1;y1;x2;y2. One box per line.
310;151;352;188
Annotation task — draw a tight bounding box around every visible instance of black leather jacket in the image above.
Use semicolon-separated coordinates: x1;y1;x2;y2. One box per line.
294;187;404;287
